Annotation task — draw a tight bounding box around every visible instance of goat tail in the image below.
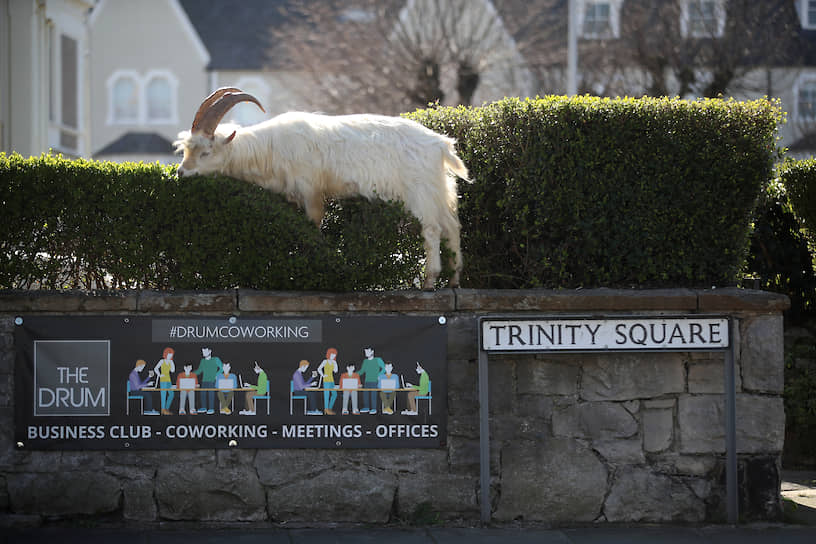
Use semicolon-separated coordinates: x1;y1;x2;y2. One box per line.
443;140;471;183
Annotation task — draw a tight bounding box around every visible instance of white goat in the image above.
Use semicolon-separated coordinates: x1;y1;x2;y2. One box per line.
175;87;469;289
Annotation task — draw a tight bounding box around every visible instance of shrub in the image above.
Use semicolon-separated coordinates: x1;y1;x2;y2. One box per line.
784;344;816;467
744;171;816;320
408;96;781;288
0;153;425;290
781;158;816;244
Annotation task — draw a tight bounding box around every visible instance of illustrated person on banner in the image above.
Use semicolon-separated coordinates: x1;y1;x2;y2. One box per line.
241;361;268;416
339;363;362;415
403;362;430;416
358;347;385;414
129;359;158;415
215;361;238;415
154;347;176;415
292;359;321;415
378;361;400;415
318;348;339;415
176;363;199;415
194;347;223;415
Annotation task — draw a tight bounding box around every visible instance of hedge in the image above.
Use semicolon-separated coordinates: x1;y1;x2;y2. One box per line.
1;96;781;291
407;96;781;288
0;154;425;290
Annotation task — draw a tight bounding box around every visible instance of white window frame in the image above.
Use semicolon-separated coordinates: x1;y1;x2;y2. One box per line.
680;0;726;38
106;70;179;126
144;70;179;125
794;73;816;123
107;70;141;125
577;0;623;39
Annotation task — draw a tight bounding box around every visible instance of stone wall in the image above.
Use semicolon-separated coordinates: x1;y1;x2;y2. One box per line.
0;288;789;527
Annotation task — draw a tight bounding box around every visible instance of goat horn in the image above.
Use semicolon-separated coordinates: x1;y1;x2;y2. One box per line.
191;87;242;131
191;87;265;138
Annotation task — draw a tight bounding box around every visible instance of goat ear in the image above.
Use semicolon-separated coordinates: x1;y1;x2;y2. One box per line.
225;130;236;144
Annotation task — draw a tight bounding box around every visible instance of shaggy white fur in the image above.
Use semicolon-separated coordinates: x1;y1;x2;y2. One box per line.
176;112;469;288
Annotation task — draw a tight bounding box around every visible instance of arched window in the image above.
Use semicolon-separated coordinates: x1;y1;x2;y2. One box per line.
145;72;177;123
110;73;140;123
107;70;177;125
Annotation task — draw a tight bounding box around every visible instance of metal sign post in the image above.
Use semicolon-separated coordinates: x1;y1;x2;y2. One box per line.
477;315;738;524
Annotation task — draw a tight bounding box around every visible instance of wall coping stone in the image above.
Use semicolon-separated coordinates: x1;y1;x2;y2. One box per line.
0;287;789;314
237;289;456;313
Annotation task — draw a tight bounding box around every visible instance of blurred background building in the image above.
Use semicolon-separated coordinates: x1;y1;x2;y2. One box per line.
1;0;815;163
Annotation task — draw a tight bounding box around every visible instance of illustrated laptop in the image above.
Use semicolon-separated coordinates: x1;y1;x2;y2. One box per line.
217;378;234;389
178;377;196;390
380;377;398;390
341;378;359;389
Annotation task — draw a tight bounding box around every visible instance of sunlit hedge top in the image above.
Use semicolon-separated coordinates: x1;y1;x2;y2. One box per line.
1;95;782;290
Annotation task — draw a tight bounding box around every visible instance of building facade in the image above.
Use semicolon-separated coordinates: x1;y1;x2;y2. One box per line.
2;0;815;163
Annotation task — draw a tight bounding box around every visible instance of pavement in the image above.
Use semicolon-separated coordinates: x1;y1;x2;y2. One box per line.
781;469;816;526
4;471;816;544
4;525;816;544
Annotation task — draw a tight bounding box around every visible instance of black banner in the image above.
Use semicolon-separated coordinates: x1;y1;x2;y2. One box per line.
14;315;447;449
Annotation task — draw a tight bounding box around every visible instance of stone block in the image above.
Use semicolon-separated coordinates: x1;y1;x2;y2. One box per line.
266;467;396;523
740;456;782;520
553;401;638;440
0;474;8;512
643;406;674;452
446;316;478;361
581;353;685;401
455;288;697;312
735;395;785;454
591;438;645;465
516;394;554;420
364;449;450;475
678;394;785;454
238;289;455;313
155;464;266;521
137;290;236;313
448;383;478;418
697;288;790;313
123;479;157;521
678;395;724;454
488;358;515;415
7;471;121;516
688;359;740;394
517;358;580;397
740;316;784;394
494;438;607;522
604;467;705;522
396;472;478;520
447;436;480;474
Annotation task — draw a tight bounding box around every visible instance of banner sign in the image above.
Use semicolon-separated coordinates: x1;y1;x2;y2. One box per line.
482;316;729;352
15;315;446;450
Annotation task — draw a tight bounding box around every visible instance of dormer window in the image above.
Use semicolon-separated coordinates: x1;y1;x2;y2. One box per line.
107;70;178;125
681;0;726;38
579;0;622;39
